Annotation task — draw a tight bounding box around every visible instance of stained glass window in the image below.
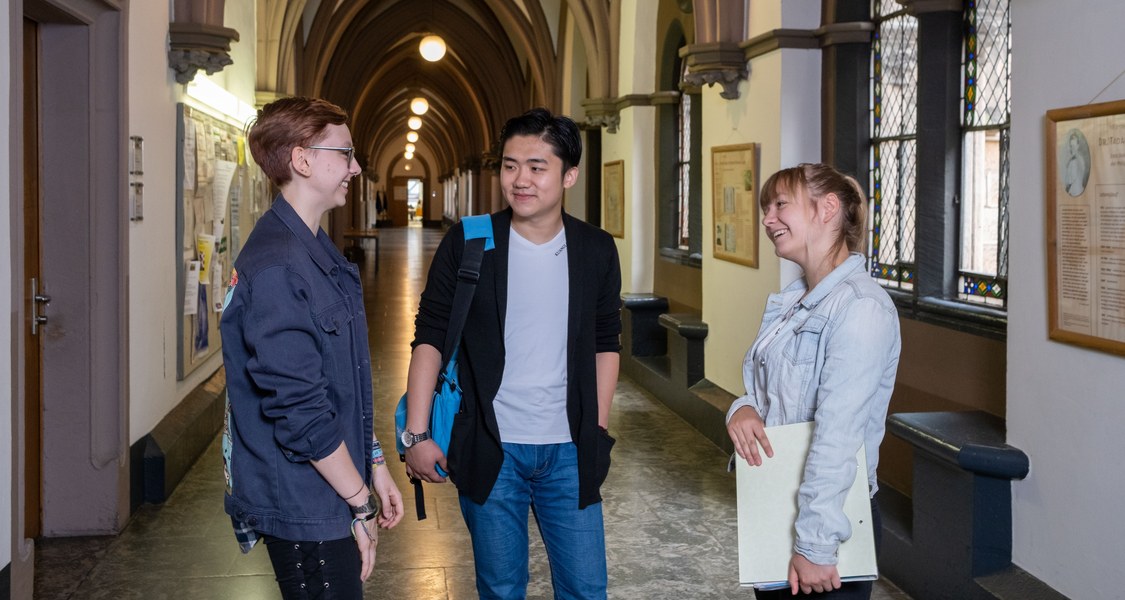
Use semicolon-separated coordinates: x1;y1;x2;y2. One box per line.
677;64;692;250
958;0;1011;307
870;0;917;291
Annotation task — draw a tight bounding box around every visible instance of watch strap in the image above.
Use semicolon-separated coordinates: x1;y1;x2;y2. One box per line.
349;492;379;516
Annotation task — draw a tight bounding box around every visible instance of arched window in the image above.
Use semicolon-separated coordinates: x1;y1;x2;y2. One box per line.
675;60;695;251
658;32;701;264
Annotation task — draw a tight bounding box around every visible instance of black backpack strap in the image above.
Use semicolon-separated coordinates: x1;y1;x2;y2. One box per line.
441;237;486;364
410;236;487;521
412;478;427;520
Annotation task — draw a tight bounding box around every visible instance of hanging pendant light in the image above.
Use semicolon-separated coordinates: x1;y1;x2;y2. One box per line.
410;96;430;115
404;151;415;160
406;131;419;143
405;143;417;153
419;35;446;62
408;116;423;130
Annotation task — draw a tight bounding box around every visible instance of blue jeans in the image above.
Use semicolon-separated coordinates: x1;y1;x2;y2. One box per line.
459;442;607;600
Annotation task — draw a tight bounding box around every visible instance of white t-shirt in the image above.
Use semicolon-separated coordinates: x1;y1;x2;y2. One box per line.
493;225;571;444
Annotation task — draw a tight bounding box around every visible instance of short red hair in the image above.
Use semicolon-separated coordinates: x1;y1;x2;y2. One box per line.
246;97;349;186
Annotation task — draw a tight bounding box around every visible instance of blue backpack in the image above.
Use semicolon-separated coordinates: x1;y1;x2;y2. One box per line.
394;214;493;519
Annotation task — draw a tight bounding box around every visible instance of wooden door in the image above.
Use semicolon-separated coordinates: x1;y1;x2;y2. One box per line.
23;16;43;539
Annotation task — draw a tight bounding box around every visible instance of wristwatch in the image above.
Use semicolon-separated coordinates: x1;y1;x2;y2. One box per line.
400;429;431;448
349;492;381;519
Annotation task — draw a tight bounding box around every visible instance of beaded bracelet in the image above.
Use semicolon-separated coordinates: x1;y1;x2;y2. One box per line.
371;439;386;467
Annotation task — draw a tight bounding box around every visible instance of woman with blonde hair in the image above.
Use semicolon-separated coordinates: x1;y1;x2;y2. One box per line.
726;163;901;598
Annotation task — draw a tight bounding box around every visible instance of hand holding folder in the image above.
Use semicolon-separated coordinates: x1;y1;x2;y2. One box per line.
735;421;878;590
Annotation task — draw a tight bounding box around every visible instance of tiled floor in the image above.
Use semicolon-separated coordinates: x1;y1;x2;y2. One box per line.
35;224;912;600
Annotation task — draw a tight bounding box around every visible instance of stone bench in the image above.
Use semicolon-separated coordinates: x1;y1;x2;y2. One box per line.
621;293;669;358
658;312;707;388
879;411;1058;600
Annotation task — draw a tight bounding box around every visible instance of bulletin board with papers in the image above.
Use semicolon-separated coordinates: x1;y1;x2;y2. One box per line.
175;103;270;380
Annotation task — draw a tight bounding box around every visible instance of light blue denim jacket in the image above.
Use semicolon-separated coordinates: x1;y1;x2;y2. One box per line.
725;253;901;566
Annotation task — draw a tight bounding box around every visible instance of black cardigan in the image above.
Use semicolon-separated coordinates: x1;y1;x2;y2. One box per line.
412;208;622;508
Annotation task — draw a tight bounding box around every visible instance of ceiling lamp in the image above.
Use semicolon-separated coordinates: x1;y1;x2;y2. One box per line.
404;151;415;160
408;116;422;130
419;35;446;62
405;143;417;153
410;96;430;115
406;131;419;143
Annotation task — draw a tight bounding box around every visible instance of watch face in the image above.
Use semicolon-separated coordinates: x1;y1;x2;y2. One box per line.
400;430;413;448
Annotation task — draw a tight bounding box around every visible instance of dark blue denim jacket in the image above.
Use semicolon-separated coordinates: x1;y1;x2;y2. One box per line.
220;196;373;542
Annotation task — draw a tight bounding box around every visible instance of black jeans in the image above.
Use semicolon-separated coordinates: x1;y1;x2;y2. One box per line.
263;535;363;599
754;498;882;600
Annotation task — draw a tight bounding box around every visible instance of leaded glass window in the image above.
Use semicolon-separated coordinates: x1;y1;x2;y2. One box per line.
870;0;917;290
958;0;1011;306
677;64;692;250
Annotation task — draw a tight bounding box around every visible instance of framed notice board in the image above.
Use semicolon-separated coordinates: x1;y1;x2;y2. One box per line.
1046;98;1125;357
175;103;270;379
712;144;760;268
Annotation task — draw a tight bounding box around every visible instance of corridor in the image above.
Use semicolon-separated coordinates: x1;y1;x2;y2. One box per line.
33;226;910;600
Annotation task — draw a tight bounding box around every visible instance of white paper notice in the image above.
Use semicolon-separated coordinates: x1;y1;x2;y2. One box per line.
212;267;225;313
184;261;201;315
213;160;237;219
1054;115;1125;344
183;118;196;191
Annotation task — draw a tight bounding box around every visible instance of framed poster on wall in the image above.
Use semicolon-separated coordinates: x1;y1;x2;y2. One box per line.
603;160;625;238
1046;98;1125;357
712;144;760;268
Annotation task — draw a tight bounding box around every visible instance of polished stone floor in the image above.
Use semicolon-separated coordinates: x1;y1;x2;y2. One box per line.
35;224;912;600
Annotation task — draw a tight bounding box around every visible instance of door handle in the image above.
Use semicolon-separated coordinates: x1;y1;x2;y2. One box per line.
31;278;51;335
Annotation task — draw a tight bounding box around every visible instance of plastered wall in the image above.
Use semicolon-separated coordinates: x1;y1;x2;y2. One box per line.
127;1;258;444
1007;2;1125;597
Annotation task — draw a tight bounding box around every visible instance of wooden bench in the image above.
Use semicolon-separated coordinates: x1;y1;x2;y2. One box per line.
343;229;380;270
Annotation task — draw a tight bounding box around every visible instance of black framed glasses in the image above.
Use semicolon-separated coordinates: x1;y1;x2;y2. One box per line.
306;145;355;164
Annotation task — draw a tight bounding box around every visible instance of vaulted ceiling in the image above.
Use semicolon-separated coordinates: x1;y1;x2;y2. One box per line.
255;0;616;181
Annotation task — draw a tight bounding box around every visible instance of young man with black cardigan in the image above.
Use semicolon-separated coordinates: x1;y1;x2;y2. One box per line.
403;108;622;600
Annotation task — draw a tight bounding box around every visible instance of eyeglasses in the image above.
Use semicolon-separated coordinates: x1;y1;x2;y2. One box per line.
306;145;355;164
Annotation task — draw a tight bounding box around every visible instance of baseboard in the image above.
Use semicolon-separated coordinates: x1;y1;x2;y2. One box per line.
0;560;9;600
976;566;1071;600
129;368;226;509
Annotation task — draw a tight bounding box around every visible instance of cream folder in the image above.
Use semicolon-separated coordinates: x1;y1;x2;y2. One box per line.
735;420;877;590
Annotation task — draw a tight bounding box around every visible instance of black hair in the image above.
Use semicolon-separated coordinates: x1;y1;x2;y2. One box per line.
498;108;582;172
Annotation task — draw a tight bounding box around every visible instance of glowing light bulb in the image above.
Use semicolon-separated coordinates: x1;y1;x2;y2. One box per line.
406;131;419;143
404;151;415;160
405;143;416;153
410;97;429;115
408;116;422;130
419;35;446;62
